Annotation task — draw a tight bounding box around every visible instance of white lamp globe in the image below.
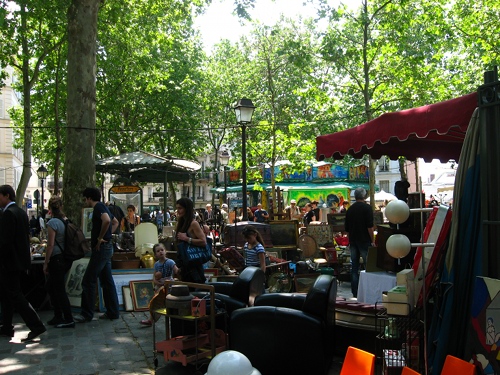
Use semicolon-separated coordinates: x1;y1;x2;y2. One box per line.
386;234;412;259
205;350;261;375
385;200;410;224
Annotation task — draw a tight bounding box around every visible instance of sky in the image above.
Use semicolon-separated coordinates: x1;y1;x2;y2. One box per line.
193;0;352;53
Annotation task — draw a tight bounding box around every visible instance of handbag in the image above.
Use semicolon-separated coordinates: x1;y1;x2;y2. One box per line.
177;237;213;266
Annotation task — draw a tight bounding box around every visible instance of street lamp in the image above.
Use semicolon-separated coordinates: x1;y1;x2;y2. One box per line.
37;165;48;212
234;98;255;221
220;151;230;204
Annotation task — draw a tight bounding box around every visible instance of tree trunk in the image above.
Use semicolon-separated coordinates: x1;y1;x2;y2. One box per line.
15;4;32;207
63;0;101;226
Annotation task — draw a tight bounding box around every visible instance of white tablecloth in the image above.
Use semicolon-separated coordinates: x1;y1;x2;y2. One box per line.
357;271;396;304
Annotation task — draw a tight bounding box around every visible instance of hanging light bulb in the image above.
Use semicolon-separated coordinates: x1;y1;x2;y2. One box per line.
385;200;410;224
386;234;412;259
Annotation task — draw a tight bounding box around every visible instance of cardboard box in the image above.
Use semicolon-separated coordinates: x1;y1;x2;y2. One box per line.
397;268;415;307
382;288;410;316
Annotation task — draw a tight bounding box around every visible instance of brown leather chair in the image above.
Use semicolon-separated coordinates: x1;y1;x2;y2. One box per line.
229;274;337;375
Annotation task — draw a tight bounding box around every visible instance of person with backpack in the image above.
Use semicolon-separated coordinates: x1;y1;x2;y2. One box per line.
74;187;120;323
44;197;75;328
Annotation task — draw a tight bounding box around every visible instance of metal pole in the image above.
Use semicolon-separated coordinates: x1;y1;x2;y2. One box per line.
41;178;45;212
241;124;248;221
224;166;228;204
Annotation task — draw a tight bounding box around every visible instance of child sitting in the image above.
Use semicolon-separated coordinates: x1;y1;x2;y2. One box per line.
141;243;178;326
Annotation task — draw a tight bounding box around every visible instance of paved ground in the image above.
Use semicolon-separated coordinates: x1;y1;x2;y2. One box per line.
0;282;354;375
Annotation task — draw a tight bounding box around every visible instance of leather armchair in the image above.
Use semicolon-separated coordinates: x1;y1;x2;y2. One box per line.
194;266;266;317
229;274;337;375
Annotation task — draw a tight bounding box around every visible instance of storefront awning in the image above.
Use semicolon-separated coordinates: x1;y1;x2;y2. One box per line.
316;93;477;162
210;181;375;193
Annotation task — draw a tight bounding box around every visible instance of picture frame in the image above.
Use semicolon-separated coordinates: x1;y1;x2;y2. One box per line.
65;257;90;307
294;274;320;294
204;268;219;282
129;280;155;311
98;269;153;311
122;286;134;311
82;208;93;239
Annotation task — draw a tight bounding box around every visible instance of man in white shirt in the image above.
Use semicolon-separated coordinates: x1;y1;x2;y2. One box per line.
285;199;301;220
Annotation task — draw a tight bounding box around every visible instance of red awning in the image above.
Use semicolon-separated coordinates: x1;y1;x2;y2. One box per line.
316;93;478;162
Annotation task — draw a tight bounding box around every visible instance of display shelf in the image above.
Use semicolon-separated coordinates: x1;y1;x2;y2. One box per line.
375;304;424;374
152;281;227;369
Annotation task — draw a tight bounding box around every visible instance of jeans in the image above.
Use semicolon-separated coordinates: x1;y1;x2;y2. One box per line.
47;255;73;321
80;242;119;319
350;240;370;297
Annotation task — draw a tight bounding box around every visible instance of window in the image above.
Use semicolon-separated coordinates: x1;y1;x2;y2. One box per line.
182;186;190;197
0;99;3;118
197;186;205;200
379;180;390;193
378;157;389;172
0;168;5;185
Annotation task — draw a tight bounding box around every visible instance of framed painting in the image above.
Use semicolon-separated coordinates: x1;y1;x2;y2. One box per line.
82;208;93;239
204;268;219;282
122;286;134;312
294;274;320;294
130;280;155;311
65;257;90;307
98;269;153;311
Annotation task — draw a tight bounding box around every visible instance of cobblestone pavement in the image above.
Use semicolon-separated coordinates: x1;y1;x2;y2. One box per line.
0;281;353;375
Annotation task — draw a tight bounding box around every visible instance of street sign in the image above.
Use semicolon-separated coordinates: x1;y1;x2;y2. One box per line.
27;199;32;208
153;192;167;197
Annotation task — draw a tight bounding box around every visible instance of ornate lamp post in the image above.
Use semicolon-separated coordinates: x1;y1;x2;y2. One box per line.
233;98;255;221
37;165;48;212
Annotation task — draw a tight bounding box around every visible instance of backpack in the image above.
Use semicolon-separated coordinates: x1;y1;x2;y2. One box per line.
55;218;90;261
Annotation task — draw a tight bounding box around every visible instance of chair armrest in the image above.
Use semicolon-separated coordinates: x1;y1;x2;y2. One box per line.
207;282;234;295
254;293;306;310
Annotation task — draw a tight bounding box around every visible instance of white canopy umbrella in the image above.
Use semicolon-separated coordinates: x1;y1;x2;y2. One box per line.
366;190;397;202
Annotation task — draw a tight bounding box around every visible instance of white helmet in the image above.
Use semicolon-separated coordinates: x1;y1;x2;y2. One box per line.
221;203;228;209
205;350;261;375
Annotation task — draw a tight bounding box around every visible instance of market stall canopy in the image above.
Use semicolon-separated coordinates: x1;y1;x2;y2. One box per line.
316;93;477;162
365;190;397;202
95;151;201;183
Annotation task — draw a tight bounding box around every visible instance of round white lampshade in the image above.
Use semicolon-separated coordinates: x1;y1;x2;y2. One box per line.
205;350;261;375
386;234;411;259
385;200;410;224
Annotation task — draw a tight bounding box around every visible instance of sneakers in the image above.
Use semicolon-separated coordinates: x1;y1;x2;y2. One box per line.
140;319;152;326
21;326;47;342
98;313;118;320
47;317;64;326
73;314;92;323
55;321;75;329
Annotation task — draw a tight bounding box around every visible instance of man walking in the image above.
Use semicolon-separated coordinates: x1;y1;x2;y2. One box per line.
0;185;46;341
344;187;375;298
74;187;120;322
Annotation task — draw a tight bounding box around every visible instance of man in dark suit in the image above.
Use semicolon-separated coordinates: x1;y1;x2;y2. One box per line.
0;185;46;341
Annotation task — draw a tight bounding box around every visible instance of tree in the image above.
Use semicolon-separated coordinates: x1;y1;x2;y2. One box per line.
0;0;66;205
63;0;101;223
319;0;479;205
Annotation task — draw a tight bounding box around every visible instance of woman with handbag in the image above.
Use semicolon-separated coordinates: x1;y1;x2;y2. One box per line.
174;197;207;284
